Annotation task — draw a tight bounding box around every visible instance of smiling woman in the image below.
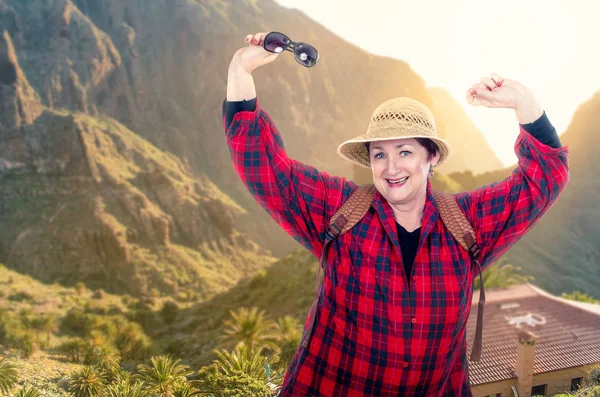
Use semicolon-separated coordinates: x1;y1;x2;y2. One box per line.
223;31;570;396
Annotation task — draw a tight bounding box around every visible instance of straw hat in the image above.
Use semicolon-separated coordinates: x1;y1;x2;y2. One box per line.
337;97;452;169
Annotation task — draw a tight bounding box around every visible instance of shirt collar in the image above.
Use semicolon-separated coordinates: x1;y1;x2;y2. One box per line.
372;180;440;257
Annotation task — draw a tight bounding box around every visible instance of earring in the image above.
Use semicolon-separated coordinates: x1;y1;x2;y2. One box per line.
429;166;435;179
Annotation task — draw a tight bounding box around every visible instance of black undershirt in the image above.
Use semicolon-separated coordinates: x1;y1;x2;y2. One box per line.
396;223;421;287
224;97;562;288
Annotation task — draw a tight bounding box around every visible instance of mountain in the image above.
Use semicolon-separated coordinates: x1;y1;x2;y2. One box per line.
0;0;508;256
3;0;595;299
0;29;273;297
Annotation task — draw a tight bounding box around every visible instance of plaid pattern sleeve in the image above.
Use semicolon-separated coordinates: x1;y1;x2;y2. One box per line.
454;124;570;272
221;97;358;257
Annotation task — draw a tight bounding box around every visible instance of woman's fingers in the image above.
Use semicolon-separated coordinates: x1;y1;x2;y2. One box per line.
490;72;504;87
480;77;498;91
249;32;269;46
256;32;268;46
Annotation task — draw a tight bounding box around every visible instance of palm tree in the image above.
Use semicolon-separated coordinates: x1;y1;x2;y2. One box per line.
37;314;59;348
474;259;534;290
173;382;202;397
13;386;43;397
0;356;19;394
213;344;279;379
272;316;302;368
69;365;108;397
133;355;194;397
84;343;122;378
219;307;278;351
105;371;146;397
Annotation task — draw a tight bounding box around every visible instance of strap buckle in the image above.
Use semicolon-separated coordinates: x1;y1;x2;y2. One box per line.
468;242;481;259
325;222;342;240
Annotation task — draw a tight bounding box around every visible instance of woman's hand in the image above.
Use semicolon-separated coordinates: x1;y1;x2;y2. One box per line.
230;32;280;74
466;73;543;124
466;73;533;109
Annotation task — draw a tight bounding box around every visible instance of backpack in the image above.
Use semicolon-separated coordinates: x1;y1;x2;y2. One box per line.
300;184;486;362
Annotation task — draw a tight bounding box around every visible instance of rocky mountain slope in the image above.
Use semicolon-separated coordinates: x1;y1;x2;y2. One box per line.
0;29;273;297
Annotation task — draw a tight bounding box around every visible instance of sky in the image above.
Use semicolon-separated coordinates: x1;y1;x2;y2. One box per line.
275;0;600;167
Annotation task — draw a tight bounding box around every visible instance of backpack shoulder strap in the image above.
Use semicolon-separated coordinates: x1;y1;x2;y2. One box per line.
326;184;377;240
432;190;486;363
301;184;376;349
432;190;480;258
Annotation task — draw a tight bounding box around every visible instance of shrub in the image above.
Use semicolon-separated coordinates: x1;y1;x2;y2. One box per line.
8;291;35;302
249;269;268;289
92;289;106;300
133;355;193;395
114;323;152;361
196;363;271;397
63;308;100;336
59;338;88;363
12;386;43;397
588;364;600;386
83;344;122;377
0;356;19;394
127;304;160;331
74;282;86;296
14;331;36;358
160;300;179;325
69;365;108;397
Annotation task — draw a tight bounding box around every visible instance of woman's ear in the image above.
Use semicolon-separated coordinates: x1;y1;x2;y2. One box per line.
431;150;441;168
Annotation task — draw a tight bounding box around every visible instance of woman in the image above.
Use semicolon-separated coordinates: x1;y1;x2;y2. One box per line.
222;32;569;396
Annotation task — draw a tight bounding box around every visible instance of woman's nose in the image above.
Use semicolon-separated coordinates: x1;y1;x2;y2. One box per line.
386;159;401;174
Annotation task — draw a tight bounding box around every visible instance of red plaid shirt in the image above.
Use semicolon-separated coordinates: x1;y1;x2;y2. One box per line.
221;98;570;396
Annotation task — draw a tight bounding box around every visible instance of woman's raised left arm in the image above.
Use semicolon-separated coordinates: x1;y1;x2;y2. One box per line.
453;73;570;271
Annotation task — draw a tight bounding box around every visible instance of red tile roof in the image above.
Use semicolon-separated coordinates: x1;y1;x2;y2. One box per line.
466;283;600;385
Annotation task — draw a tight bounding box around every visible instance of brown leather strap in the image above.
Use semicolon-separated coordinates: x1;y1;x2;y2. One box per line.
330;184;377;236
432;191;485;362
432;191;477;253
469;257;485;362
301;185;376;349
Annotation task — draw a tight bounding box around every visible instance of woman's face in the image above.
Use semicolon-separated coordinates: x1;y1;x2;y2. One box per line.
369;138;440;206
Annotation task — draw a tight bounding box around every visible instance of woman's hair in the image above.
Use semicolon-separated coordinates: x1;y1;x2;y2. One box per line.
365;138;439;160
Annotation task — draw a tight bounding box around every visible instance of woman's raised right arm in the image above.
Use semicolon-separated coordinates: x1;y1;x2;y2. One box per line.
223;33;357;258
227;33;275;101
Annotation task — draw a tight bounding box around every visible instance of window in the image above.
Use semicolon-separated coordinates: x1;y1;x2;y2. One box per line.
531;384;547;396
571;377;584;392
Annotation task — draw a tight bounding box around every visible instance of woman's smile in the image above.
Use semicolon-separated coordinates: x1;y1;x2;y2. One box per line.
386;176;409;187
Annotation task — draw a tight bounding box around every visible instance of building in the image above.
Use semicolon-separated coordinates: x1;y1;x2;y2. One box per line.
467;283;600;397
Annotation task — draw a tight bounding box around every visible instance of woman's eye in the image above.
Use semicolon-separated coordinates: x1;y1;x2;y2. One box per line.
374;153;384;159
400;151;411;156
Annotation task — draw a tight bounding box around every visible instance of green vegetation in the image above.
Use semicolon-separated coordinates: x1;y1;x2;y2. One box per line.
0;356;19;393
473;258;534;290
0;258;294;394
562;290;600;304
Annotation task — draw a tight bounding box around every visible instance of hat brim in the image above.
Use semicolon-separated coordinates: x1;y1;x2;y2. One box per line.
337;133;452;169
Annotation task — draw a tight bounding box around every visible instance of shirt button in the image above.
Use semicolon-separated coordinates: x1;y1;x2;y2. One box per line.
412;276;417;281
411;318;416;324
403;362;409;368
